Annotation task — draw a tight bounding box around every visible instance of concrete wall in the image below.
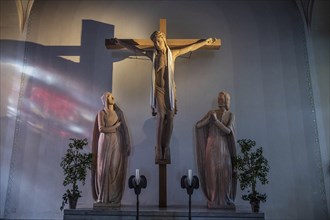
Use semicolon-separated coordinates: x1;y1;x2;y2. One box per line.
1;0;328;219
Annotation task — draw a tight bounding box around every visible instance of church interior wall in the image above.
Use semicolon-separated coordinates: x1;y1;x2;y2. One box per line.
309;0;330;214
0;0;329;219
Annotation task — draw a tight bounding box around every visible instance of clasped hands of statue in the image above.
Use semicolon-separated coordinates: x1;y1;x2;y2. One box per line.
211;111;220;121
108;120;121;133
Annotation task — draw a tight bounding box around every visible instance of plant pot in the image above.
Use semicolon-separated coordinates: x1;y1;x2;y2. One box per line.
250;199;260;213
69;197;78;209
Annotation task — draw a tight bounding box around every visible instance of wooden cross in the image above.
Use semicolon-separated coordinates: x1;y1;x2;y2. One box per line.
105;19;220;208
105;19;221;50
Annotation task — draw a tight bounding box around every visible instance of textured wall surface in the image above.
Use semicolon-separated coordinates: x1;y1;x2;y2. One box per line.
0;0;328;219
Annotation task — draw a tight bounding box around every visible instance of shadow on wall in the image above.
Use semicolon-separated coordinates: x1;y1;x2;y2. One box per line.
1;20;119;138
0;20;131;218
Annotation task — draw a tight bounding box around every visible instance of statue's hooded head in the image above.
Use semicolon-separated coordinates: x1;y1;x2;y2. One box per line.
101;92;115;108
218;91;230;111
150;31;167;51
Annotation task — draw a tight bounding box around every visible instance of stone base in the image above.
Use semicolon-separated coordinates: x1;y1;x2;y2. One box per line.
93;202;121;209
63;205;265;220
207;201;236;209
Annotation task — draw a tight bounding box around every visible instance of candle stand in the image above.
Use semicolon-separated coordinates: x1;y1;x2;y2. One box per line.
128;174;147;220
181;175;199;220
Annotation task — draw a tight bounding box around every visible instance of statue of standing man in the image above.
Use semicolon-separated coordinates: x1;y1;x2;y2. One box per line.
195;91;237;209
111;32;216;164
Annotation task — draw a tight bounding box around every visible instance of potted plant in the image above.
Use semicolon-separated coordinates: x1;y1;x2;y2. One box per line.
60;138;92;211
234;139;269;213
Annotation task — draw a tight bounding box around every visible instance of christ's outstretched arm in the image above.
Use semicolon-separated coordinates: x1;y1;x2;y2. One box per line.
172;38;216;59
110;38;153;59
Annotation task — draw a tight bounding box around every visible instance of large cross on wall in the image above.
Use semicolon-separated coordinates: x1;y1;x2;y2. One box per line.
105;18;221;208
105;19;221;50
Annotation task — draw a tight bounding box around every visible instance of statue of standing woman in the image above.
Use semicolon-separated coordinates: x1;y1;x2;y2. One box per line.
91;92;130;207
195;91;237;209
111;32;216;164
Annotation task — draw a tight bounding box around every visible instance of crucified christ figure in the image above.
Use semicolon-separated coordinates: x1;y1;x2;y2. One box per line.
111;32;216;164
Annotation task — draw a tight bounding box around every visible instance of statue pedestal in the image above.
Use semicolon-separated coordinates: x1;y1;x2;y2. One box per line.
63;205;265;220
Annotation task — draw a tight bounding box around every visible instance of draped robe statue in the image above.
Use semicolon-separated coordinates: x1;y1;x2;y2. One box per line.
195;91;237;209
91;92;130;207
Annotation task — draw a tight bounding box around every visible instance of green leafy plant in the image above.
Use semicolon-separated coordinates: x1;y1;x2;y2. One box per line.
234;139;269;205
60;138;92;211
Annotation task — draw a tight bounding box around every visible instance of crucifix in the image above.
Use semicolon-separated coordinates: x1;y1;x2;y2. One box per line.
105;19;220;207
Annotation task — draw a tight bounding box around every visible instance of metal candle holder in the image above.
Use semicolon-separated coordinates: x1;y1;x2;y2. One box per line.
181;174;199;220
128;174;147;220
